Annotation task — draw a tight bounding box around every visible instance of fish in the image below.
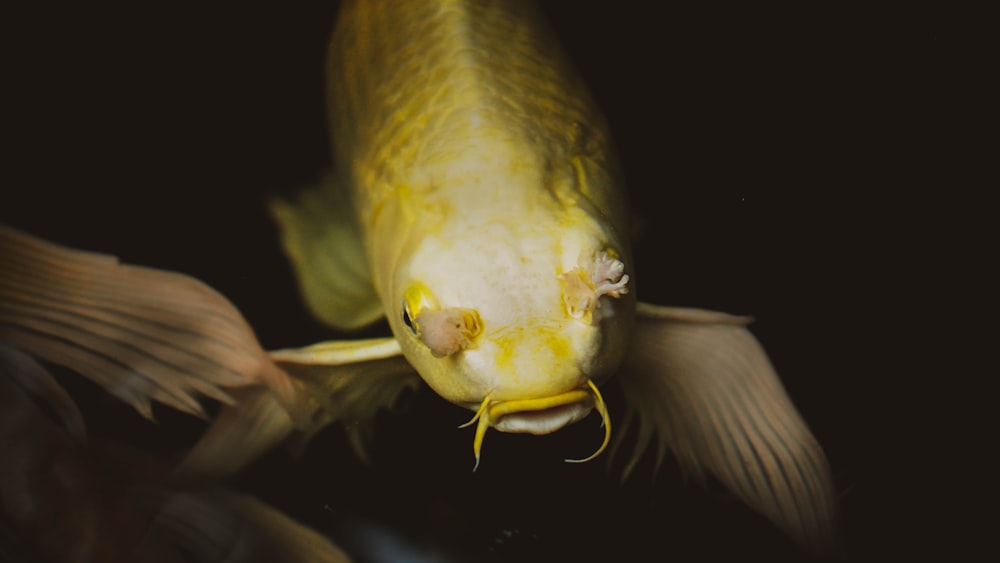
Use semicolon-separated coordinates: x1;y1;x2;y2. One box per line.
0;0;838;555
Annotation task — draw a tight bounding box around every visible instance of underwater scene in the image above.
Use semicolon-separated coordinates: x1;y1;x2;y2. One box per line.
3;1;952;561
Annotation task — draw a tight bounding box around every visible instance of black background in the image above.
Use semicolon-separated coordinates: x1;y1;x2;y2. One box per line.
1;1;977;561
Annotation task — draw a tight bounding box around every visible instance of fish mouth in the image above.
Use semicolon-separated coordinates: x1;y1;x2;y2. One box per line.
460;381;611;470
493;401;592;434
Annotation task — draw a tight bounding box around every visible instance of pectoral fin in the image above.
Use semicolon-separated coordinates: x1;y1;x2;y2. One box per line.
0;226;298;422
615;303;838;553
176;337;419;479
270;175;383;330
271;338;421;464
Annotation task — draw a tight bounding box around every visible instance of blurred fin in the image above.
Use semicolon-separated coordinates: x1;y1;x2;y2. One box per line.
176;338;418;479
0;341;86;444
0;225;299;421
0;343;145;563
273;338;420;464
270;175;383;330
615;303;838;554
0;345;350;562
173;385;297;482
135;490;352;563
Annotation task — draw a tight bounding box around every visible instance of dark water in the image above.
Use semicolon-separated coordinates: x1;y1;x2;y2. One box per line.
2;1;966;561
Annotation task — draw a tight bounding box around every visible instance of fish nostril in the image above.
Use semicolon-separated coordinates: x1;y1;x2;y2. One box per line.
559;250;629;324
416;307;482;357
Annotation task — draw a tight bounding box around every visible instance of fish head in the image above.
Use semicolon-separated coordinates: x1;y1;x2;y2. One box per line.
382;198;635;464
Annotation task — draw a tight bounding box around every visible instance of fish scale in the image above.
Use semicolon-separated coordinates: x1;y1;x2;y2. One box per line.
327;0;625;231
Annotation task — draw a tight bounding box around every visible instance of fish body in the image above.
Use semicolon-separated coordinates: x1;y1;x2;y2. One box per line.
308;0;635;434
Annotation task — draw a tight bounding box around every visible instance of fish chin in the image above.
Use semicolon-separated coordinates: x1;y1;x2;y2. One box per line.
493;401;592;435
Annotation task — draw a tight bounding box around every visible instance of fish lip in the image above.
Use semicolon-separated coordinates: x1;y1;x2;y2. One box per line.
464;381;611;468
473;387;595;435
492;401;593;435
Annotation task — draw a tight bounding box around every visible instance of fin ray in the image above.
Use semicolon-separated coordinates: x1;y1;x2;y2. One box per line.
173;385;298;481
176;338;418;479
616;302;838;553
0;225;295;421
275;342;420;464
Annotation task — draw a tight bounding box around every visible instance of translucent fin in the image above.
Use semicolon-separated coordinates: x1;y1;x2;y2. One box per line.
616;303;838;554
273;338;420;464
0;344;165;563
175;341;411;479
0;225;298;421
176;337;418;479
270;175;383;330
0;344;110;563
135;490;352;563
0;347;350;563
173;385;298;482
0;341;86;444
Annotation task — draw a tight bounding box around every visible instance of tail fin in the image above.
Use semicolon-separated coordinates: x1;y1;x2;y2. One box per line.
0;225;304;480
0;225;299;420
0;225;417;483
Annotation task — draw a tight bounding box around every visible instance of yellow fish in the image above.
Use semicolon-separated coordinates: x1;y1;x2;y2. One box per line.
0;0;837;555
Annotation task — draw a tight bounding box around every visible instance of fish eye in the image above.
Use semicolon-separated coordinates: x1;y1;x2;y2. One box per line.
401;300;418;336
